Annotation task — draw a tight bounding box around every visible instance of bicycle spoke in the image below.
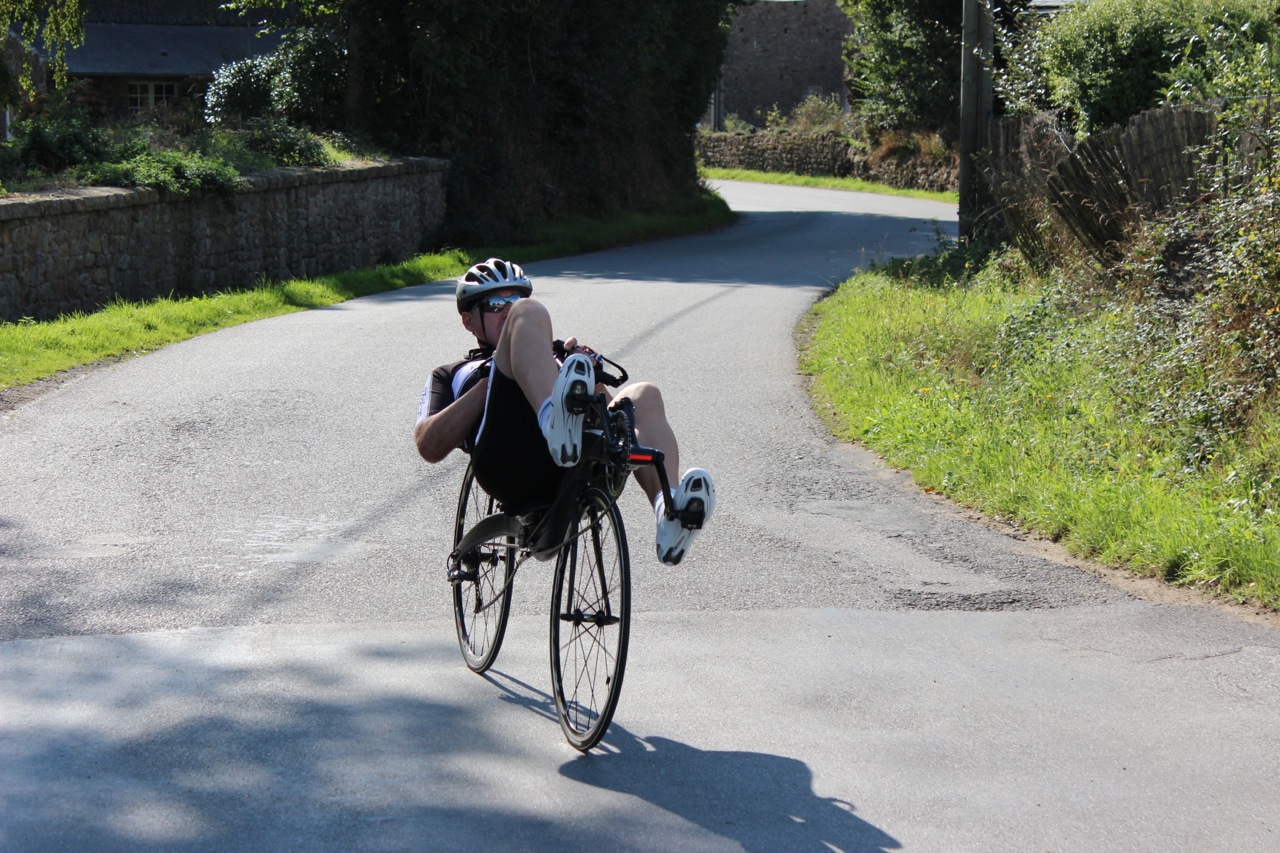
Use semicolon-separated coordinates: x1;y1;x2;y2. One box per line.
452;464;515;674
550;490;630;750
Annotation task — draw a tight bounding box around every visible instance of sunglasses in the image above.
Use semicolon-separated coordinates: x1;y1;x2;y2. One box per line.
476;293;523;313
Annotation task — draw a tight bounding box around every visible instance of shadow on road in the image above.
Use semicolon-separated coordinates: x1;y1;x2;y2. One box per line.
560;727;901;853
485;671;900;852
8;631;901;852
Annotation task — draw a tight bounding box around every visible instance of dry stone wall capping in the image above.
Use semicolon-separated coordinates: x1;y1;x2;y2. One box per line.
0;157;449;322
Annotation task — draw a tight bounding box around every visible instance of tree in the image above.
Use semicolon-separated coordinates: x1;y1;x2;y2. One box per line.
838;0;963;137
220;0;740;242
0;0;86;95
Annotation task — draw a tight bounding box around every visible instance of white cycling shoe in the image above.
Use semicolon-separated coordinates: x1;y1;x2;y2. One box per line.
656;468;716;565
542;353;594;467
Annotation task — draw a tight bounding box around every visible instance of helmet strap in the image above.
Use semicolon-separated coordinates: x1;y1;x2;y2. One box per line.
476;308;498;349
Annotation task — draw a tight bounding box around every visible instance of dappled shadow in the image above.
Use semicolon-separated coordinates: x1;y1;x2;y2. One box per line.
3;627;904;850
561;726;901;853
0;514;26;556
483;668;565;728
1;631;626;850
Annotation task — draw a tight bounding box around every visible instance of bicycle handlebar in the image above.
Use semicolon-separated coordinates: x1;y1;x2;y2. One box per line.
552;339;628;388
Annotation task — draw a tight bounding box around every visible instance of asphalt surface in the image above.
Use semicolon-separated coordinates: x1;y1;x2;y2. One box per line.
2;181;1277;851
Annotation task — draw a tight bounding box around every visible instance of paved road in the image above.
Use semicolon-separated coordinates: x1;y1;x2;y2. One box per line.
2;182;1277;851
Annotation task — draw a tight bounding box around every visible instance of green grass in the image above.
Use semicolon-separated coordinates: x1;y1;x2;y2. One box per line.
800;266;1280;610
0;190;734;392
701;166;958;205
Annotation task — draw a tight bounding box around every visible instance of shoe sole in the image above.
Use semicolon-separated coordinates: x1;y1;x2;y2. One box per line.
547;355;592;467
657;469;715;565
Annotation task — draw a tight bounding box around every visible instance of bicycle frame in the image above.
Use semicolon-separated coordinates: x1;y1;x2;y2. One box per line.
448;388;693;572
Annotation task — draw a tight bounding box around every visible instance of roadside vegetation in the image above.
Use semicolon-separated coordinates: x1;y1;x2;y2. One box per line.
802;241;1280;610
797;0;1280;610
0;82;366;198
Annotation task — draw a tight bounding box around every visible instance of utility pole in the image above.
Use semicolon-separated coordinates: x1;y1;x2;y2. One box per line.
959;0;994;240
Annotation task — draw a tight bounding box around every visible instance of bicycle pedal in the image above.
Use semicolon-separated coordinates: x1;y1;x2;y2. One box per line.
681;498;706;530
567;381;590;413
446;560;478;584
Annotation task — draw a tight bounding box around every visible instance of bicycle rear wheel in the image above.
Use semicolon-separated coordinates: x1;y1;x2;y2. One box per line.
550;488;630;751
452;463;515;673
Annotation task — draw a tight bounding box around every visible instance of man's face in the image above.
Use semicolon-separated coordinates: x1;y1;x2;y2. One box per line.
460;287;522;347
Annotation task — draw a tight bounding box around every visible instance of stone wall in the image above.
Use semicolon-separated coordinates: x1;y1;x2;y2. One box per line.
0;157;449;322
697;132;958;194
718;0;852;123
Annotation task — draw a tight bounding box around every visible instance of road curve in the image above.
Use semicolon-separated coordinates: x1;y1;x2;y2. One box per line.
2;181;1277;851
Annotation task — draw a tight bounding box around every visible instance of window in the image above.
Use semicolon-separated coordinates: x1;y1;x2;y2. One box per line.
127;82;177;112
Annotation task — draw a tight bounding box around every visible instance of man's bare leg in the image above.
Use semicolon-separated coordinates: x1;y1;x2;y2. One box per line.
493;298;559;407
616;382;715;564
493;298;594;466
615;381;679;507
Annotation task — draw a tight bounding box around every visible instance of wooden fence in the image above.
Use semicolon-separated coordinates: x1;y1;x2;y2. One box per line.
984;105;1220;268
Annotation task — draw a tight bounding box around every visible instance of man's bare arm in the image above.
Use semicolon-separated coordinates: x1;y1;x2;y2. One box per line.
415;378;488;463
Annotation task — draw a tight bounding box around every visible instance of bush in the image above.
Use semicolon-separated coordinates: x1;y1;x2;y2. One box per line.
205;28;346;130
205;54;280;125
1040;0;1176;133
3;90;113;176
239;118;334;167
765;94;860;137
77;150;243;195
999;0;1278;135
1164;19;1280;111
270;28;347;129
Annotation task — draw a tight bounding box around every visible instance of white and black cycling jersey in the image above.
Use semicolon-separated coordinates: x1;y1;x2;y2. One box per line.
416;346;493;452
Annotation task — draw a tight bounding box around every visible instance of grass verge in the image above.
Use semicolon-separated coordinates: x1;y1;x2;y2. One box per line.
701;166;958;204
0;189;733;393
800;259;1280;611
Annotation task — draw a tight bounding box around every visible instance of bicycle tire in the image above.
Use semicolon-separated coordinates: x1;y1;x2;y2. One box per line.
452;463;515;673
549;488;631;751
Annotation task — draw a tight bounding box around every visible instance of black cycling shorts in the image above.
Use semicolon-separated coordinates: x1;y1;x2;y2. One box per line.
471;365;564;514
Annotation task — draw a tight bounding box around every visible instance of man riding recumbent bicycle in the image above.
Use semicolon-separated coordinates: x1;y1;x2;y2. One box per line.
414;258;716;750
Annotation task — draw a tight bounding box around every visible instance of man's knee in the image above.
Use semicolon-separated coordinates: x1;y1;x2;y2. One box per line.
497;298;552;363
508;297;549;325
623;381;666;417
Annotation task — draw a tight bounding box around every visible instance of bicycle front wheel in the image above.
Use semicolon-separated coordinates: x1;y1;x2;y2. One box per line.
550;488;631;751
452;463;515;673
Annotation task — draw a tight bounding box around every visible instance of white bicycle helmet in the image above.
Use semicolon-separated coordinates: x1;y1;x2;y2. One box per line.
456;257;533;312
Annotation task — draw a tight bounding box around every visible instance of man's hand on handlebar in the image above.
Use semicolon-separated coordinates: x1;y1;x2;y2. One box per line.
559;336;602;363
553;338;629;388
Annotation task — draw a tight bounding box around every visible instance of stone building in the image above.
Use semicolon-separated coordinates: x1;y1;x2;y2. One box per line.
710;0;852;128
